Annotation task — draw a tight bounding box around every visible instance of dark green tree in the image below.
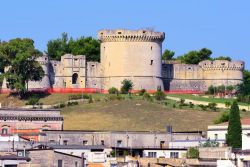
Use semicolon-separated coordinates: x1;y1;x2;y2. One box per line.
120;79;133;94
177;48;212;64
214;56;232;61
0;38;44;98
162;49;175;60
47;33;100;61
226;101;242;148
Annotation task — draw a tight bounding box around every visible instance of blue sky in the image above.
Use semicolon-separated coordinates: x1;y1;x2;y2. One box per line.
0;0;249;69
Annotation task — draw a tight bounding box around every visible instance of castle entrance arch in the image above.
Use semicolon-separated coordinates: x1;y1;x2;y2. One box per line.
72;73;78;84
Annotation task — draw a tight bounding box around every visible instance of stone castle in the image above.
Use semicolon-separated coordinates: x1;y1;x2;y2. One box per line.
1;29;245;93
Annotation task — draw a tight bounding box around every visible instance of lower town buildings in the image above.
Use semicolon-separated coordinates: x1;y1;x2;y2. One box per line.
0;108;250;166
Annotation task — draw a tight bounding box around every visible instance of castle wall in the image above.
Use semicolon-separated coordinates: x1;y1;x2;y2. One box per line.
86;62;102;89
28;56;51;90
52;54;87;89
162;60;244;92
98;29;165;91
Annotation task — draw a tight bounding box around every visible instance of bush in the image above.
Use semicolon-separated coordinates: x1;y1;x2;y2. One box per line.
139;89;146;96
242;109;247;112
69;94;90;100
88;95;93;103
208;103;217;112
198;104;207;111
187;147;199;159
67;101;79;106
143;92;153;102
214;111;229;124
154;89;165;101
189;102;194;108
59;103;66;108
120;79;133;94
225;101;231;108
173;104;176;108
108;87;119;94
26;95;40;106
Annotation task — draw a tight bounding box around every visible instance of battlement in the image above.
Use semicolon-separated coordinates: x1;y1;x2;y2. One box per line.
35;55;50;65
199;60;244;71
98;29;165;42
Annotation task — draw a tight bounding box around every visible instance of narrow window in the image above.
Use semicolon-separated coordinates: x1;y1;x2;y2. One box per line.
75;161;78;167
150;60;153;65
214;134;218;140
151;46;153;50
117;140;122;147
83;140;88;145
63;140;68;145
101;140;104;145
58;160;63;167
160;141;165;148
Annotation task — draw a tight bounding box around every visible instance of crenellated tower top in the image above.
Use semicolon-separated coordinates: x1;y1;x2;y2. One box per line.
199;60;245;71
98;29;165;42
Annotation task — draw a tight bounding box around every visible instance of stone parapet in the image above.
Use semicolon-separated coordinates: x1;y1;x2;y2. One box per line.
98;29;165;42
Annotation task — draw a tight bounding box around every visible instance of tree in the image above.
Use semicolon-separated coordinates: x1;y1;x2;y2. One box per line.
0;38;44;98
187;147;199;159
214;56;232;61
176;48;212;64
47;33;100;61
226;101;242;148
120;79;133;94
162;49;175;60
108;87;119;94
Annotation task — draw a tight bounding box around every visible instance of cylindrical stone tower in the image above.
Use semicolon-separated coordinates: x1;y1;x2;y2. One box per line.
98;29;165;91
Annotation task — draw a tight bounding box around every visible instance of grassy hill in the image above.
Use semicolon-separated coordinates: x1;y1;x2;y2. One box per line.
61;99;220;132
1;93;250;132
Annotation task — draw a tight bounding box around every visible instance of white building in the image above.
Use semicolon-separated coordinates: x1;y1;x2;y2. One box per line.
207;118;250;150
142;148;187;159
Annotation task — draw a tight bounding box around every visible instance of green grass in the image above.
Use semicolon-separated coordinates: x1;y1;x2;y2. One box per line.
167;94;250;106
61;99;221;132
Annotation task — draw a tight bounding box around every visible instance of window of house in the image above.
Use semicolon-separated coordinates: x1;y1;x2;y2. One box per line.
148;152;157;158
72;73;78;84
58;160;63;167
49;140;55;143
83;140;88;145
63;140;68;145
117;140;122;147
150;60;153;65
160;141;165;148
1;128;8;135
101;140;105;145
170;152;179;159
214;134;218;140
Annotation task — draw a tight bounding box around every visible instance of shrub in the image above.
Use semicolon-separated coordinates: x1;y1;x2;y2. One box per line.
143;92;153;102
214;111;229;124
154;89;165;101
242;109;247;112
69;94;89;100
120;79;133;94
88;95;93;103
208;103;217;112
139;89;146;96
59;103;66;108
200;139;219;147
225;101;231;108
26;95;40;106
67;101;79;106
173;104;176;108
199;104;207;111
108;87;119;94
187;147;199;159
189;102;194;108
